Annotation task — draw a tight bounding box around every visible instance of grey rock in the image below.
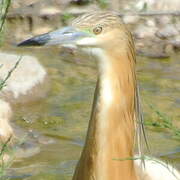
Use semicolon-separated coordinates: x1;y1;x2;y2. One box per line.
155;16;171;26
156;25;179;39
169;39;180;49
134;24;157;39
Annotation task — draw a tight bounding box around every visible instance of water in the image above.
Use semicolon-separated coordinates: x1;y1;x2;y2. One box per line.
2;46;180;179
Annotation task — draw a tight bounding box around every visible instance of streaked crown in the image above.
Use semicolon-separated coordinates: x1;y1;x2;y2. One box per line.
72;11;125;32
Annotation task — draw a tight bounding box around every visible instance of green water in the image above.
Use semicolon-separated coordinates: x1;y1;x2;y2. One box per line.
3;46;180;179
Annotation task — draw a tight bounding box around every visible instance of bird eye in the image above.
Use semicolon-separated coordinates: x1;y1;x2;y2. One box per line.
93;26;102;35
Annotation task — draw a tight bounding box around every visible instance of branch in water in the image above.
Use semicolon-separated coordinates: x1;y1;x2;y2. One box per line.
0;56;22;91
0;0;11;33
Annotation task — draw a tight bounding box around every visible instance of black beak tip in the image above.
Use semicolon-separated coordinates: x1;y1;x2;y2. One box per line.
17;39;45;47
17;33;50;47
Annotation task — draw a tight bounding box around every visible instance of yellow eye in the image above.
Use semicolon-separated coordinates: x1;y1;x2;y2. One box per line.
93;26;102;35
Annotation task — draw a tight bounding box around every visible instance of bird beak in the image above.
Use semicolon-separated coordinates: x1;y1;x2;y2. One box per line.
17;26;91;47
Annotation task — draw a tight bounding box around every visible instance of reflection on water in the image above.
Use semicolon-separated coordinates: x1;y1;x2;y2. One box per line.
2;46;180;179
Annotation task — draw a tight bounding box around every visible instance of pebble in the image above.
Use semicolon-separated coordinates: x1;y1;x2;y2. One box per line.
123;15;139;24
134;24;157;39
39;7;61;16
155;16;171;26
169;40;180;49
37;135;56;144
156;25;179;39
175;23;180;32
146;19;156;27
15;141;41;158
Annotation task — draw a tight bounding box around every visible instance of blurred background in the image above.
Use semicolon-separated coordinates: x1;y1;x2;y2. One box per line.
0;0;180;179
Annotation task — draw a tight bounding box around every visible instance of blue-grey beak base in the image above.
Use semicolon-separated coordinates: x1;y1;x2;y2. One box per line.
17;27;90;47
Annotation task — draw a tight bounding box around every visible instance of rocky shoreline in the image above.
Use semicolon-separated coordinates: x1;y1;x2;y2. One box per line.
5;0;180;58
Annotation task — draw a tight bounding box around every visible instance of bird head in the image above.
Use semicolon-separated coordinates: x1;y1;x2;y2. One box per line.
18;11;129;56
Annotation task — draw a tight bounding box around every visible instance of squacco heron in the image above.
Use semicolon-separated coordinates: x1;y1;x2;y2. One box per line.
18;11;180;180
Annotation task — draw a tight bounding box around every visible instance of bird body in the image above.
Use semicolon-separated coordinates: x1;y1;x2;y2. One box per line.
18;11;180;180
73;43;137;180
72;12;138;180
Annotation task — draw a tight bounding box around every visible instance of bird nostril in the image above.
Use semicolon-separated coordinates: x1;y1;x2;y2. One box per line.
63;32;71;35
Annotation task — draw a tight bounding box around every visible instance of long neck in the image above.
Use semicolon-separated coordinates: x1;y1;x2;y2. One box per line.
73;47;138;180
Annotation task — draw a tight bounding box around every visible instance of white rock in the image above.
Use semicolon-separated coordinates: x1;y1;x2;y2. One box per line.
40;7;61;16
146;19;156;27
0;52;47;99
123;15;139;24
0;99;13;142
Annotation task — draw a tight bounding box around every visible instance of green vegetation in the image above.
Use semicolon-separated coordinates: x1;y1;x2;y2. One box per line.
0;56;22;179
0;57;22;91
114;155;179;179
0;137;13;178
0;0;15;179
0;0;11;44
61;13;75;25
97;0;109;9
145;104;180;140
